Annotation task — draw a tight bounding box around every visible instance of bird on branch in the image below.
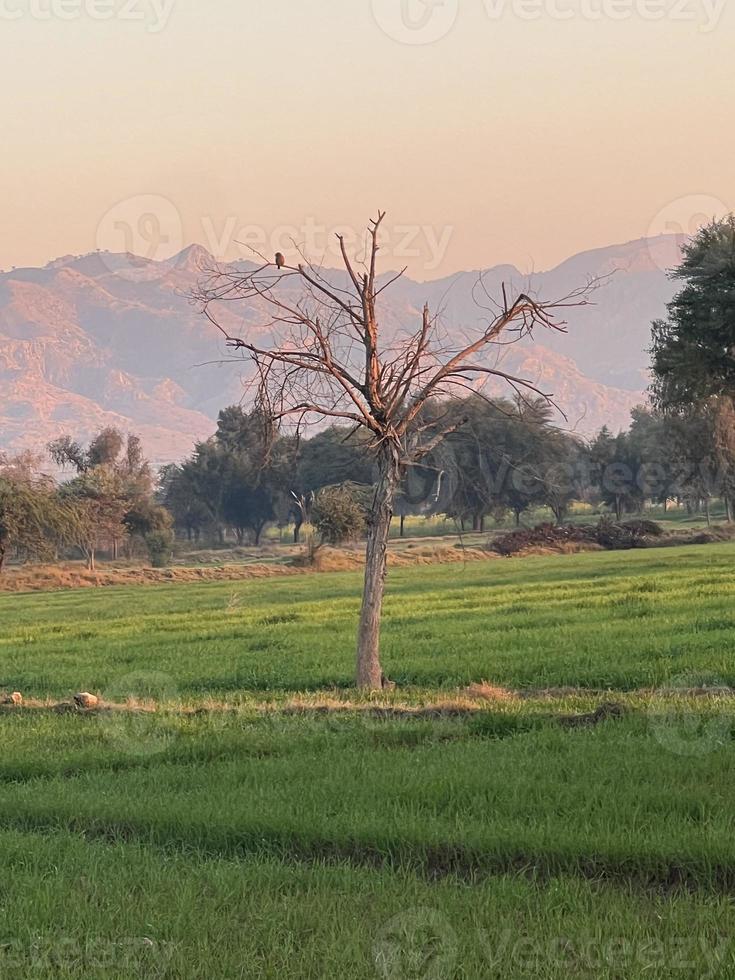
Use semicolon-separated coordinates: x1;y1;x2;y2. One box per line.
275;252;285;270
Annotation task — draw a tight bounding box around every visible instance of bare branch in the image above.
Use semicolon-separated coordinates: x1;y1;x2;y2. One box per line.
195;222;593;454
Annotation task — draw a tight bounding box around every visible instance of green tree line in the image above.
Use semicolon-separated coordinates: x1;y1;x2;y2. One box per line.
2;395;734;574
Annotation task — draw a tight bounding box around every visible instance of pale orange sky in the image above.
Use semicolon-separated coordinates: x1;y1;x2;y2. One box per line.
1;0;733;279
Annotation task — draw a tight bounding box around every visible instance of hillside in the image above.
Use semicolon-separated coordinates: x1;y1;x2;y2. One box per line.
0;236;680;462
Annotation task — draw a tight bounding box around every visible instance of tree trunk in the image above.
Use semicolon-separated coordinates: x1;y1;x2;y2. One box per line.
292;495;309;544
356;447;398;689
0;546;5;574
399;513;405;538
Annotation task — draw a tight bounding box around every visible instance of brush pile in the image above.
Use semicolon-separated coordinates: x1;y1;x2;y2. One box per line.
491;518;664;556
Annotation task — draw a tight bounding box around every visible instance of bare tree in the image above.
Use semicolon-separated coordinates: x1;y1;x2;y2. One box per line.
194;212;591;689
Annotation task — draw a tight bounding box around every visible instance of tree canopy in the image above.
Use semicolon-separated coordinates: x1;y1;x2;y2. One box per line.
651;216;735;410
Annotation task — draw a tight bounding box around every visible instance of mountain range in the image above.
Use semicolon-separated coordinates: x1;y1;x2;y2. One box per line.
0;235;681;464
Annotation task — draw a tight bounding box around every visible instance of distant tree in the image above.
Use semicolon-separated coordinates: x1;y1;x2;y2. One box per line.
649;217;735;520
436;397;510;531
216;408;290;544
158;463;211;541
59;469;128;570
665;409;719;524
175;426;280;546
214;405;278;461
712;397;735;520
172;441;227;541
214;405;253;453
651;217;735;410
50;427;156;558
283;426;374;543
211;407;364;545
87;427;125;468
124;498;175;564
627;406;672;509
48;435;88;473
436;395;560;530
532;430;583;524
588;427;643;519
0;455;63;572
124;499;170;539
295;426;375;493
497;397;555;525
442;442;492;531
220;453;275;545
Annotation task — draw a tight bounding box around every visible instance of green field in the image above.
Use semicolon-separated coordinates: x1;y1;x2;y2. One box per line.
1;544;735;977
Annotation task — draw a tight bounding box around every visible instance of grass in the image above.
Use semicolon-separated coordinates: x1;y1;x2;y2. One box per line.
1;543;735;976
2;543;735;696
2;830;733;978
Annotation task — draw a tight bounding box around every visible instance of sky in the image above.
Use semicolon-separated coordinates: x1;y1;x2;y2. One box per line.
1;0;733;279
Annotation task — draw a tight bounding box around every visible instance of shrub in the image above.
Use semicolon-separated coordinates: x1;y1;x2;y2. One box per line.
311;485;367;545
145;529;175;568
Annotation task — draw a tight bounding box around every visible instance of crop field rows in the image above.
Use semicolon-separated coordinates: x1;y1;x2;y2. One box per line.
1;544;735;977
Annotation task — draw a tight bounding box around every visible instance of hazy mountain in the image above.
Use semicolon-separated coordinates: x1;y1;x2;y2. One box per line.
0;236;680;463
